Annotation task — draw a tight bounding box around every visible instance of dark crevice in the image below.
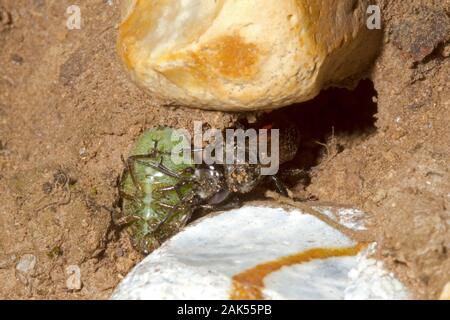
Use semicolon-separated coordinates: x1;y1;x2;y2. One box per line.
264;79;378;188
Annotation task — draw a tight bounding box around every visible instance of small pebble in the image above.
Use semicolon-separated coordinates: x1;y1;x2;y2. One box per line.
66;265;82;291
11;54;24;65
441;43;450;58
115;248;124;257
53;170;68;186
42;182;53;194
79;147;87;157
16;254;36;274
16;254;36;285
0;9;13;29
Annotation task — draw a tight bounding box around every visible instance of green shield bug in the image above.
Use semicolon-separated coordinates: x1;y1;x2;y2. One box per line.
119;127;195;254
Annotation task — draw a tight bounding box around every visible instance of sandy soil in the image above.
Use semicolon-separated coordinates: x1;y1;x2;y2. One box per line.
0;0;448;299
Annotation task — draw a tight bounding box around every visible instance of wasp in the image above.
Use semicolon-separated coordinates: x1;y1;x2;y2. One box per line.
118;122;301;254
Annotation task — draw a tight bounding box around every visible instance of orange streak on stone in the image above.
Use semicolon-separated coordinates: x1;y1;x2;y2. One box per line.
230;243;366;300
197;34;259;79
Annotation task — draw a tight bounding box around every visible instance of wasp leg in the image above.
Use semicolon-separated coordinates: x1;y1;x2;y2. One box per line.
268;175;289;197
278;168;309;182
199;202;240;211
131;155;182;179
199;194;242;211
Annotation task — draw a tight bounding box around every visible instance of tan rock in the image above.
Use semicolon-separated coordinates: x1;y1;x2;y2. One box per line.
118;0;380;111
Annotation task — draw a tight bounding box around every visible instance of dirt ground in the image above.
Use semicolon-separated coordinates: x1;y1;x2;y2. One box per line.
0;0;448;299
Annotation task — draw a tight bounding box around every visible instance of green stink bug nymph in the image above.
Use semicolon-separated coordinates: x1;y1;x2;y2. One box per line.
119;127;195;254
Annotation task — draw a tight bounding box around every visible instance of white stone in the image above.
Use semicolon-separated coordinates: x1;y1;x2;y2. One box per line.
111;206;409;300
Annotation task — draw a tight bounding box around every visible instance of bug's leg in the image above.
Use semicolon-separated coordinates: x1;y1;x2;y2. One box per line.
149;139;174;157
152;202;189;232
155;179;193;200
119;155;131;189
112;204;143;227
156;185;184;200
156;184;181;193
114;215;140;227
118;161;144;204
268;175;289;197
125;157;145;194
154;201;177;211
179;210;193;225
154;209;193;237
120;154;127;166
150;139;159;156
116;186;144;219
132;155;182;179
118;189;137;202
149;139;167;157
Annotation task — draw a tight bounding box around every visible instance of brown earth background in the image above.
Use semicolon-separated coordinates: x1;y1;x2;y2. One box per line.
0;0;449;299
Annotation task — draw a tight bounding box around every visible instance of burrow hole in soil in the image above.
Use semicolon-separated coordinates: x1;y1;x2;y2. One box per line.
262;79;378;190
